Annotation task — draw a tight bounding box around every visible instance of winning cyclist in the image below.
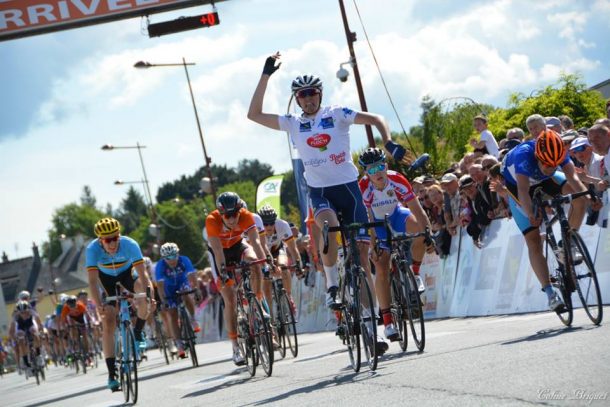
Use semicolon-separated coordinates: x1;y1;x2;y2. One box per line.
205;192;268;366
155;242;200;359
358;148;431;340
248;53;412;318
86;217;152;392
501;129;595;311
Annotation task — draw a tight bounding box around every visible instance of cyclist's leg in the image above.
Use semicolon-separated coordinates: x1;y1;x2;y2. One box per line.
554;171;587;230
165;303;181;353
276;252;292;298
405;198;429;278
310;185;341;292
97;272;120;383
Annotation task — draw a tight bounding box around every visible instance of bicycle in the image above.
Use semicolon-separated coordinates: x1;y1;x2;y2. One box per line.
384;224;432;352
174;289;199;367
270;264;299;359
322;219;383;372
226;258;274;377
67;323;90;374
105;284;148;404
533;187;603;326
152;309;170;365
25;332;45;385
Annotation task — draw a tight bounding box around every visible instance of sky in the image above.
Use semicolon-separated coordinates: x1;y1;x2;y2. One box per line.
1;0;609;260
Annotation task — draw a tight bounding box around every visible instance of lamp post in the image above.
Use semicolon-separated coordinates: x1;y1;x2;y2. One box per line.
337;0;375;148
134;58;217;203
101;143;161;248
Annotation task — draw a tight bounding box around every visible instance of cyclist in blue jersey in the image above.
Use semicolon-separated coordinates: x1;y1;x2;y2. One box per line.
501;130;597;311
155;242;200;359
86;217;152;392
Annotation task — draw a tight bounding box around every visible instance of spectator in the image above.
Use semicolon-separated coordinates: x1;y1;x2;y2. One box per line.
559;115;574;131
424;185;452;257
561;129;579;148
588;123;610;173
471;115;499;158
459;152;477;175
439;173;461;237
525;114;547;139
545;116;564;134
577;127;589;137
507;127;525;141
459;175;490;247
606;99;610;119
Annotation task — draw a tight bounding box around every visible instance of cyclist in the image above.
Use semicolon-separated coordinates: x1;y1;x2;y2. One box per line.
60;295;91;365
9;301;42;371
257;204;303;317
205;192;267;366
501;130;596;311
248;53;411;315
155;242;200;359
78;289;102;350
86;217;152;392
358;148;431;340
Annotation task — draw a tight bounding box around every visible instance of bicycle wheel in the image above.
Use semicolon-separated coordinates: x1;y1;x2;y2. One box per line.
113;331;128;402
156;317;170;365
251;299;273;377
78;335;87;374
279;292;298;358
402;264;425;351
180;308;199;367
569;231;603;325
273;291;286;360
545;239;573;326
125;328;139;403
243;304;256;377
390;272;408;352
358;269;378;371
341;277;361;372
236;303;253;375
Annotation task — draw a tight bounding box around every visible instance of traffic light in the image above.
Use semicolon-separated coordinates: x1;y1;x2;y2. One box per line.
148;12;220;38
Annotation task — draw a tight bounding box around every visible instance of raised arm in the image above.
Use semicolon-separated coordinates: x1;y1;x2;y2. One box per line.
247;53;282;130
354;111;412;165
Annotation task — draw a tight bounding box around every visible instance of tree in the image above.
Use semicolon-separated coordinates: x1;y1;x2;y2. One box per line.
236;159;274;186
117;187;148;235
80;185;97;208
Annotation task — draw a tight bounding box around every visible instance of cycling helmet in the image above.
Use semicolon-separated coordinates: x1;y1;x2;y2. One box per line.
160;242;179;258
18;290;31;300
16;301;30;312
535;129;566;167
258;204;278;225
216;192;243;217
78;289;88;297
59;293;68;304
291;74;323;95
66;295;77;308
94;217;121;237
358;147;386;167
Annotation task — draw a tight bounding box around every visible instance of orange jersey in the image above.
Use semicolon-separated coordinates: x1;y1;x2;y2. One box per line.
61;302;87;322
206;208;256;249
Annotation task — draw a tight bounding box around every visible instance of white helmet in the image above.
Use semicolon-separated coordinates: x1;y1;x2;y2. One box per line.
18;290;30;300
291;74;323;94
160;242;179;258
59;293;68;304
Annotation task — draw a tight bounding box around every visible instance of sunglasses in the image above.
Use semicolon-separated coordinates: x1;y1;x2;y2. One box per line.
366;163;387;175
164;255;178;261
263;222;275;227
102;235;119;244
223;212;239;219
571;146;587;153
295;88;320;98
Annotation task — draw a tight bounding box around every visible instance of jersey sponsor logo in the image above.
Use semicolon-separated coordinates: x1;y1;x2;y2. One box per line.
303;157;327;167
372;199;396;208
342;107;354;118
299;121;312;132
319;117;334;129
329;151;346;165
306;133;331;151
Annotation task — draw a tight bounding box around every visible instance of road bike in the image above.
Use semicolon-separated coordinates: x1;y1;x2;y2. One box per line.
533;188;603;326
271;264;298;359
174;289;199;367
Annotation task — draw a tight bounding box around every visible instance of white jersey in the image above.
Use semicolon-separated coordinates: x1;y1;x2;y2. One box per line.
278;105;359;188
359;171;416;220
265;218;294;250
480;129;499;158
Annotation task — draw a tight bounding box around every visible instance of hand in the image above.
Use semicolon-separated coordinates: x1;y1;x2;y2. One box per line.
596;179;609;192
262;52;281;76
384;140;408;164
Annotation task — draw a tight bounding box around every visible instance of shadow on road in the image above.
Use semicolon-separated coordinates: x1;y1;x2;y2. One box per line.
26;384;108;407
501;325;600;345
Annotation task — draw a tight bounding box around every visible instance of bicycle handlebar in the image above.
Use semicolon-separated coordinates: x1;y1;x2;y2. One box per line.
533;185;596;216
322;217;396;255
104;292;147;303
224;258;267;273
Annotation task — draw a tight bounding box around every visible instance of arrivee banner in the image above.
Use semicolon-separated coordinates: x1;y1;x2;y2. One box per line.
0;0;223;41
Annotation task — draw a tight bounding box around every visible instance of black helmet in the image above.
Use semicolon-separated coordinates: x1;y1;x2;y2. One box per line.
66;295;77;308
358;147;386;167
78;289;88;297
216;192;243;217
258;204;278;225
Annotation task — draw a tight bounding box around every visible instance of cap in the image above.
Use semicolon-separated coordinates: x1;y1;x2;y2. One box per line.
545;116;561;128
569;137;591;151
422;175;436;184
440;173;458;184
473;114;487;123
459;175;475;189
561;129;579;143
412;176;425;184
577;127;589;136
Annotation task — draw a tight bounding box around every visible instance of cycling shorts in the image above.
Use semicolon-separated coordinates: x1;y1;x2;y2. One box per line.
374;206;412;251
308;181;369;241
98;266;138;305
506;171;566;235
207;240;250;283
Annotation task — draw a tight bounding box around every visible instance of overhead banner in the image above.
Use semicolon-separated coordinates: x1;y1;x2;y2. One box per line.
0;0;225;41
255;174;284;217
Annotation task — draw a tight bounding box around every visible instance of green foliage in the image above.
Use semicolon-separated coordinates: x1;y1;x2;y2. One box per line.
116;186;148;235
80;185;97;208
219;181;257;210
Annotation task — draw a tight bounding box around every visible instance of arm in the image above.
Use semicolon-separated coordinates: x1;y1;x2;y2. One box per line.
247;53;282;130
516;173;536;221
134;262;150;293
563;161;588;193
246;228;267;260
157;280;166;304
208;236;226;272
88;269;102;308
284;237;301;267
354;112;411;164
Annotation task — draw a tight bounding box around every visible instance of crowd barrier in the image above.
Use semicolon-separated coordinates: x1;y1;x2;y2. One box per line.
194;217;610;342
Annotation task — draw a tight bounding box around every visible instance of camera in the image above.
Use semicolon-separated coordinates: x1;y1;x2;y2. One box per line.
336;67;349;83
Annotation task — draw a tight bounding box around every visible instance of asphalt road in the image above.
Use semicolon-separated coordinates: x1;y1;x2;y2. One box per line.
2;307;609;406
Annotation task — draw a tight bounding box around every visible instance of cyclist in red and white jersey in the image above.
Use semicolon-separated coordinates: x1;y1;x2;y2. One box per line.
248;53;412;319
358;148;432;340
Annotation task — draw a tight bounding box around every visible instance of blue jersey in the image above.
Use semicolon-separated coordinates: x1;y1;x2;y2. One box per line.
502;140;570;186
155;255;195;295
86;236;144;277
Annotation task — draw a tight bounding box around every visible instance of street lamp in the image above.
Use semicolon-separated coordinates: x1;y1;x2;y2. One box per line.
102;142;161;246
134;58;217;203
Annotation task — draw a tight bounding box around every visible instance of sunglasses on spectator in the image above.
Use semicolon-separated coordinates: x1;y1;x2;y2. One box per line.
571;146;587;153
102;235;119;244
366;163;387;175
296;88;320;98
164;255;178;260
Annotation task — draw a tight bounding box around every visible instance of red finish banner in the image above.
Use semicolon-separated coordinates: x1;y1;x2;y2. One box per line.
0;0;221;40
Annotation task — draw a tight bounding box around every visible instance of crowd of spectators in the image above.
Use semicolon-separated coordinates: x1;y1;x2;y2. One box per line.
412;102;610;256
